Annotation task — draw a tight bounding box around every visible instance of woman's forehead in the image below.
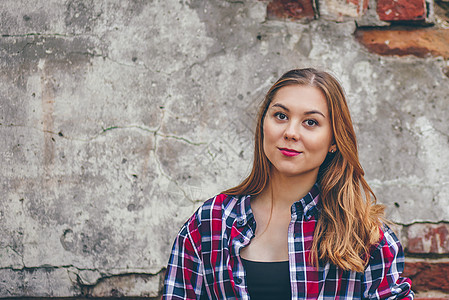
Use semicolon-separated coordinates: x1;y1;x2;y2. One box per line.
269;85;328;114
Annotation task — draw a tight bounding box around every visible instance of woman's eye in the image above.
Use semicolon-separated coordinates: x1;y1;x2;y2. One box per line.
274;112;287;120
305;119;318;126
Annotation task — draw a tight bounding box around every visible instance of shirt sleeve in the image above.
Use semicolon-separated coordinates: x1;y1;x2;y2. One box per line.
362;225;414;299
163;216;204;300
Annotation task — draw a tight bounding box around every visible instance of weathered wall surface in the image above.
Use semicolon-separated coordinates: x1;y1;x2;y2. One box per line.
0;0;448;298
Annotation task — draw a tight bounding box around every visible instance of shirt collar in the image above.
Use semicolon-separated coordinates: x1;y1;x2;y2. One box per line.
235;194;255;228
234;183;320;226
292;183;320;220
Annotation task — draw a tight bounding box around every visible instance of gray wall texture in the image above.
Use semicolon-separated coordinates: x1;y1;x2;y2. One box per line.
1;0;448;297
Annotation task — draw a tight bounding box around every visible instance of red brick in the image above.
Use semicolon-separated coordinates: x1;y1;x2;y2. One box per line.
403;262;449;293
354;28;449;59
266;0;315;21
318;0;368;20
377;0;426;21
407;224;449;254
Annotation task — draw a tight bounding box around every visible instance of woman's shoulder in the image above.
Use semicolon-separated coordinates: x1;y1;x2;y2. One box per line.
197;193;250;220
201;193;237;209
182;193;250;228
370;223;404;257
201;193;249;209
175;193;251;245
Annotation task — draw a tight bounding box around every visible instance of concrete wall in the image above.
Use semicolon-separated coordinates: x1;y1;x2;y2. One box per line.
1;0;448;297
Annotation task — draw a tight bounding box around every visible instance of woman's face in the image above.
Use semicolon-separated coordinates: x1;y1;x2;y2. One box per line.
262;85;335;180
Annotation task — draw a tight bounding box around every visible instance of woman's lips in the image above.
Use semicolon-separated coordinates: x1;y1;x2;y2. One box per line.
279;148;301;157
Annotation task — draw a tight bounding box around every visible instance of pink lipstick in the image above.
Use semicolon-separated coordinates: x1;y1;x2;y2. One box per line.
279;148;301;157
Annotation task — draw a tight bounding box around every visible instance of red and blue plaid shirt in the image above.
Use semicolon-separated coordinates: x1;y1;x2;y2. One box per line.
163;184;413;299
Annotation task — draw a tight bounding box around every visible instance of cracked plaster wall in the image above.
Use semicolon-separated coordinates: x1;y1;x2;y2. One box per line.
0;0;448;297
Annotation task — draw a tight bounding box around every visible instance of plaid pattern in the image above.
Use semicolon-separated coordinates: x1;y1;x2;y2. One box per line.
163;184;413;299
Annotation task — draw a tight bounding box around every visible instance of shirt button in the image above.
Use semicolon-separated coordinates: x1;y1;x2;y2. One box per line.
237;220;244;226
235;277;242;284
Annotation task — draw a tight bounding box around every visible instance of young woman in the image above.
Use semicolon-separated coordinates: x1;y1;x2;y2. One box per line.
163;68;413;299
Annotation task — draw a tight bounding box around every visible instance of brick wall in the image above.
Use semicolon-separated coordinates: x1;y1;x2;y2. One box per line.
402;223;449;299
264;0;449;60
263;0;449;298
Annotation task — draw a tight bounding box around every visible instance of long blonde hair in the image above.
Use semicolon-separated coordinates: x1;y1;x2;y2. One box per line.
224;68;384;272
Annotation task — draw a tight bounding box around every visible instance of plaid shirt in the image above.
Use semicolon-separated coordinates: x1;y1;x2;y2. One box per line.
163;184;413;299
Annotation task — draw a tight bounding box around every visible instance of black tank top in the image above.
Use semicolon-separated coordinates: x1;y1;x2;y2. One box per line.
241;258;291;299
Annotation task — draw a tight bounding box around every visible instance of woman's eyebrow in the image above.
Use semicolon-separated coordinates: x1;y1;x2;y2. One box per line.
305;110;326;118
271;103;289;111
271;103;326;118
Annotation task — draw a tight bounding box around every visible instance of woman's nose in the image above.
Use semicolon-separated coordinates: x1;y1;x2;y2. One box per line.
284;123;300;141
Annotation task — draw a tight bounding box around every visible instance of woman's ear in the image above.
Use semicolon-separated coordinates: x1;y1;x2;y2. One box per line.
329;145;337;153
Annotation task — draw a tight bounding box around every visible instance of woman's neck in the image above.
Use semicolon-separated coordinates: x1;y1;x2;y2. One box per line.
267;170;318;210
